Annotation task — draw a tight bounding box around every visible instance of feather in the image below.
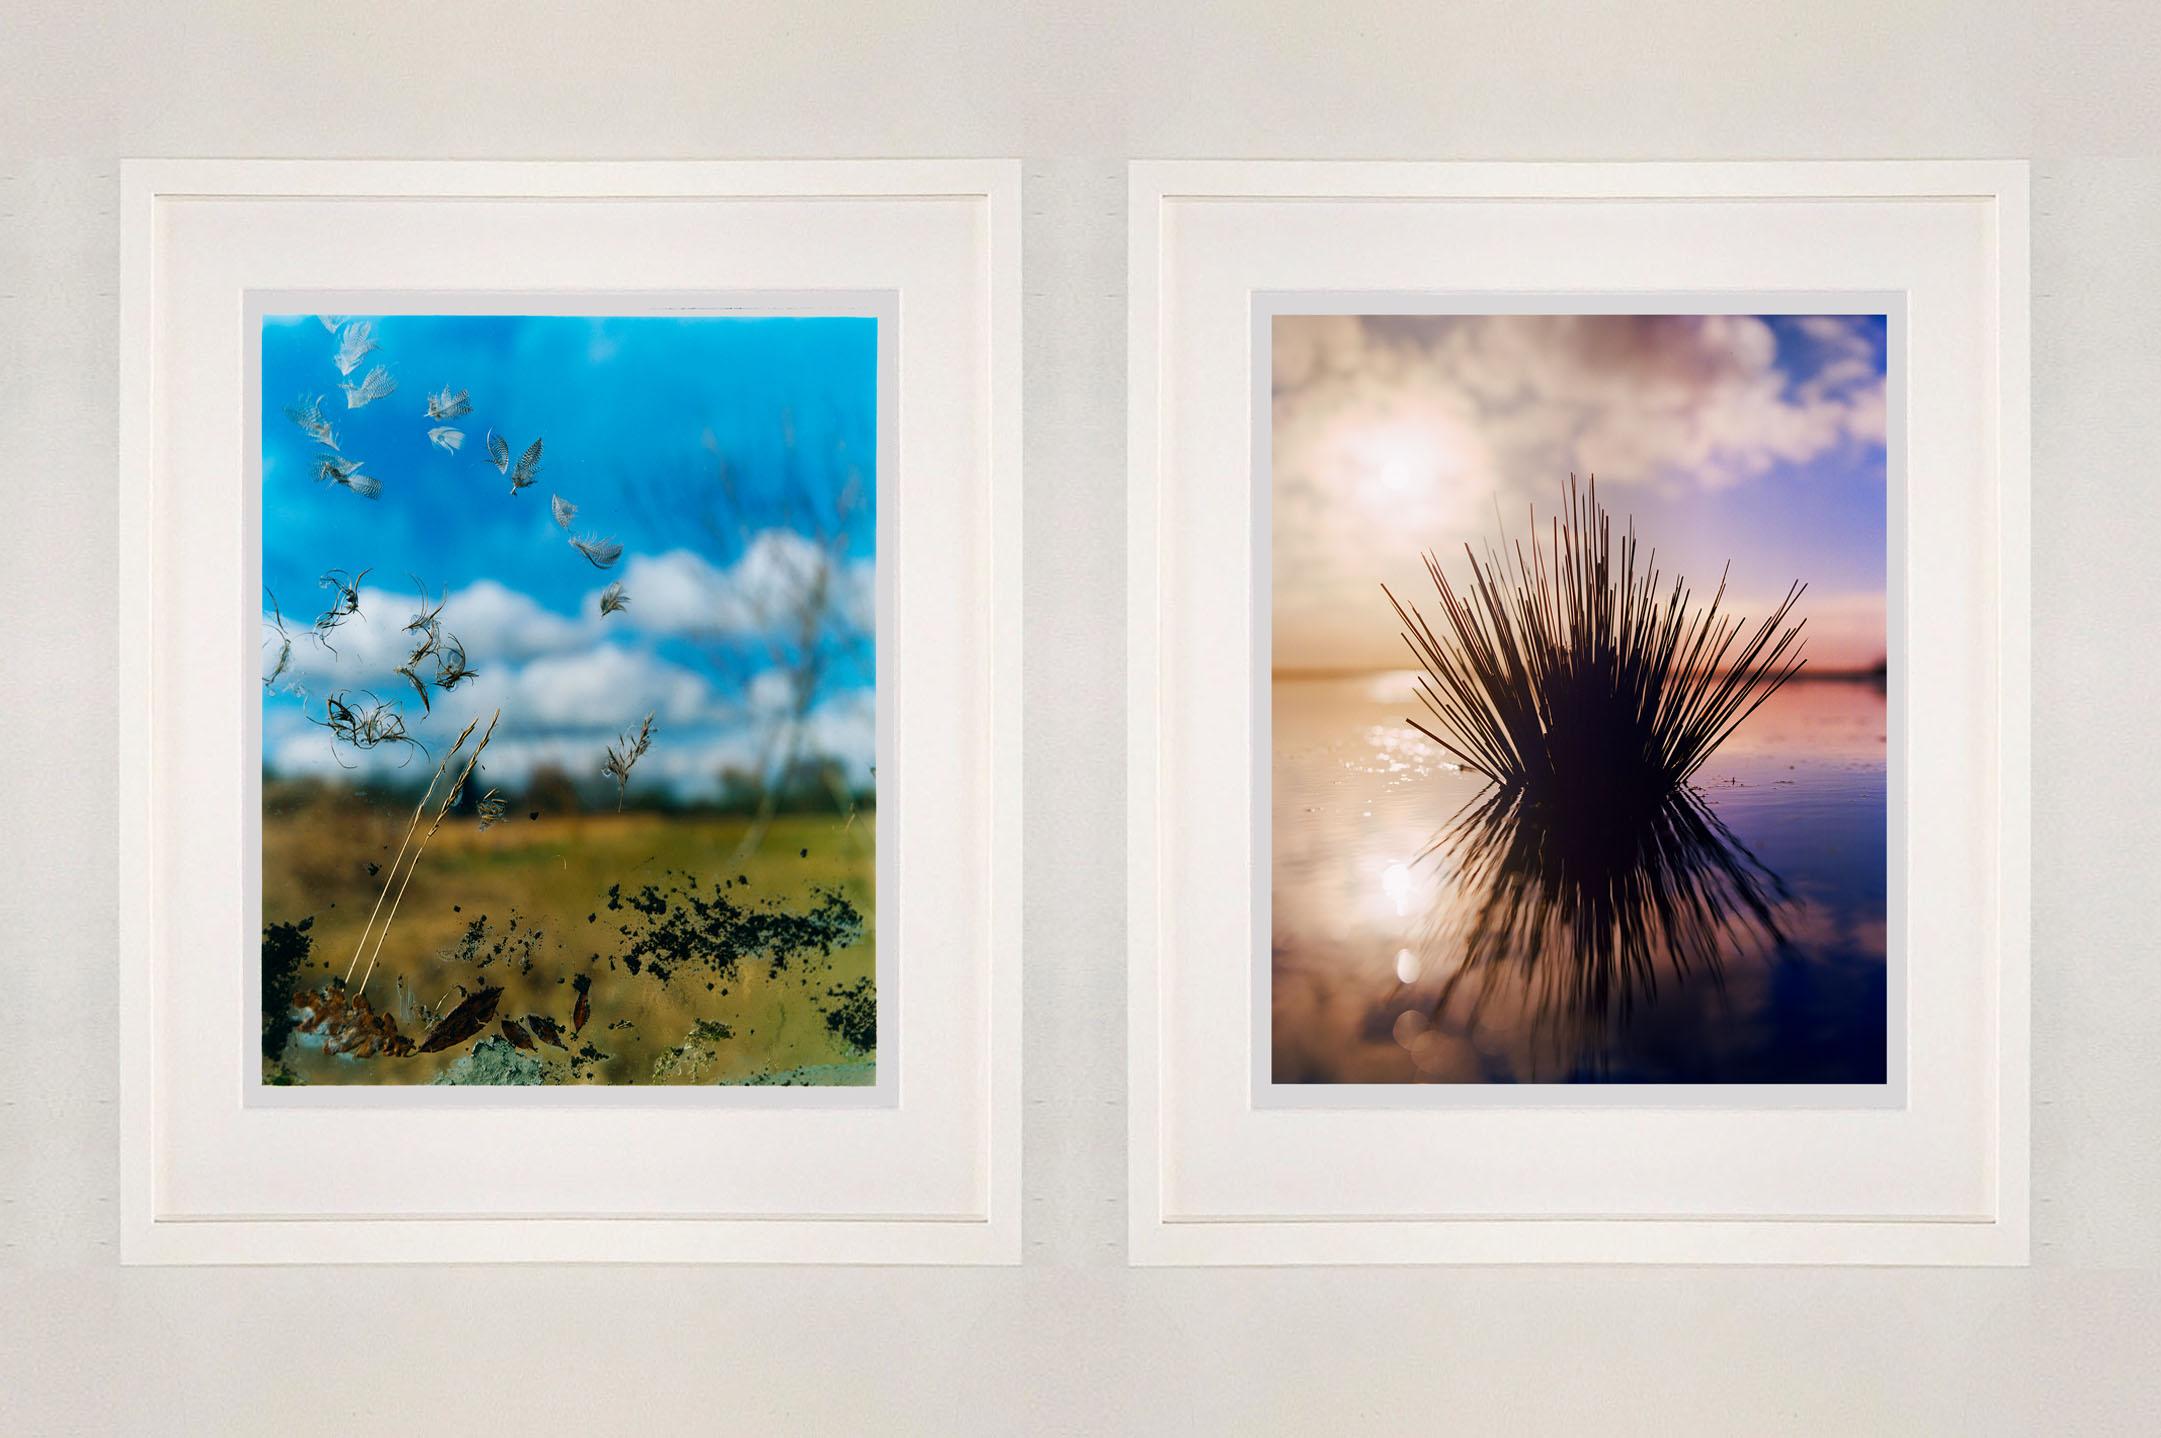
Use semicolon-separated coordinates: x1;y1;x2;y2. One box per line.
569;534;622;569
425;385;471;420
284;394;338;449
332;320;377;377
550;494;576;530
313;453;359;484
402;581;445;643
508;436;544;492
312;569;368;648
433;635;476;689
427;425;464;453
313;453;380;498
340;364;396;409
393;663;432;714
317;314;347;331
483;430;510;474
598;580;629;617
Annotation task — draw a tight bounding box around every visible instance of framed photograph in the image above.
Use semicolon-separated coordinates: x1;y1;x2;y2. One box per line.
121;160;1021;1263
1129;161;2028;1264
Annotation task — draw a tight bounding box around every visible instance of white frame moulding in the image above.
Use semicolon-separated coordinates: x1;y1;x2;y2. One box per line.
120;159;1022;1264
1127;160;2030;1265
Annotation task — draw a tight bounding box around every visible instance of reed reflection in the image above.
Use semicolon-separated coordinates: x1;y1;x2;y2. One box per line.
1411;781;1795;1076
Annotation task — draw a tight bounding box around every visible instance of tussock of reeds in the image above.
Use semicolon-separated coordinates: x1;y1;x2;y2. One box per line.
1385;476;1807;813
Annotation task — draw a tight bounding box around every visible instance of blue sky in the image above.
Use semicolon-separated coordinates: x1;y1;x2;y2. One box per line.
1271;312;1890;670
261;312;878;799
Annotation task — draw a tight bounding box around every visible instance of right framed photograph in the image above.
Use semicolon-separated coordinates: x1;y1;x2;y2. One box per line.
1266;298;1899;1097
1129;161;2028;1265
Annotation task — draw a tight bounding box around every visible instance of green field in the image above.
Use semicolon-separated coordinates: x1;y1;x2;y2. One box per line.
263;782;875;1085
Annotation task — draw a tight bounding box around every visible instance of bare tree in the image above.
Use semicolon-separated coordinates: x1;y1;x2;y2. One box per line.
626;408;871;860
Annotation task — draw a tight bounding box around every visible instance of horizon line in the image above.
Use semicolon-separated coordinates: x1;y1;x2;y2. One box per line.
1272;661;1889;683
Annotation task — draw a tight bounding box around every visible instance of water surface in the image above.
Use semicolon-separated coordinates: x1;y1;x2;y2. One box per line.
1271;673;1888;1084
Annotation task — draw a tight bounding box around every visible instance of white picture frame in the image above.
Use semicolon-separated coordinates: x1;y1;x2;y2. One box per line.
1127;160;2029;1265
120;159;1022;1264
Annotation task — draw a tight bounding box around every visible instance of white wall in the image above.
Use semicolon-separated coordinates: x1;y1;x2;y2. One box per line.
3;1;2157;1430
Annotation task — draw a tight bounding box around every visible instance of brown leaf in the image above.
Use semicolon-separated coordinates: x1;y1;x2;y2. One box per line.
571;973;592;1038
499;1018;536;1051
524;1013;568;1051
416;984;502;1054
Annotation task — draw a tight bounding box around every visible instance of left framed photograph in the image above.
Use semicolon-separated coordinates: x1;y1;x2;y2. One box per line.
120;160;1021;1263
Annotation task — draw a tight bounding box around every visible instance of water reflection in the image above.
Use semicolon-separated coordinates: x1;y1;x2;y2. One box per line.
1415;783;1792;1077
1271;674;1889;1085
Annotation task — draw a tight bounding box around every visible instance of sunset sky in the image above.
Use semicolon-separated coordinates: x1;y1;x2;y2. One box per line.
1270;312;1889;673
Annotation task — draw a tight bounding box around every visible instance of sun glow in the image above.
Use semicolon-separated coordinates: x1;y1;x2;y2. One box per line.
1329;415;1498;546
1358;425;1446;502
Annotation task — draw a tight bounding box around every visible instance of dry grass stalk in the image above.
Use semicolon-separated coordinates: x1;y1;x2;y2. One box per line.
602;712;655;810
347;710;500;998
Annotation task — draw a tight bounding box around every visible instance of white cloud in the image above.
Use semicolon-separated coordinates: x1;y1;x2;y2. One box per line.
266;633;873;798
1844;386;1889;446
1794;314;1874;356
502;644;710;728
265;535;878;696
261;557;878;796
264;576;597;692
1274;315;1883;509
1268;314;1888;668
269;696;875;802
799;686;875;779
747;666;800;715
487;686;872;801
604;532;874;637
263;582;416;683
467;731;734;798
440;578;596;659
